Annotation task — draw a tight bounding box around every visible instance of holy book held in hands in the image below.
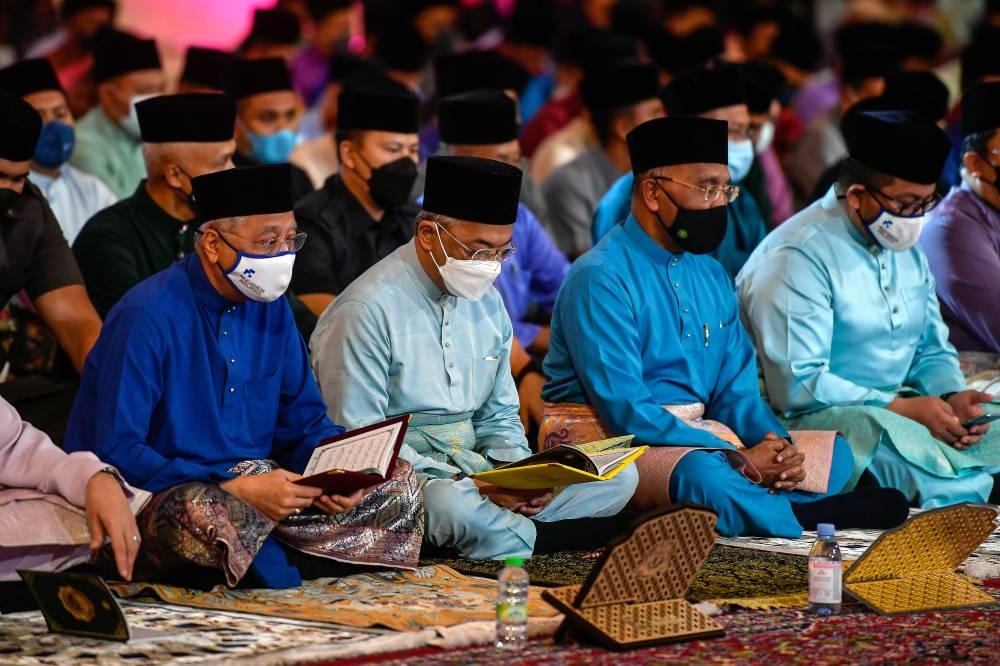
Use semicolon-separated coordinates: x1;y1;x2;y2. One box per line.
473;435;647;489
294;415;410;495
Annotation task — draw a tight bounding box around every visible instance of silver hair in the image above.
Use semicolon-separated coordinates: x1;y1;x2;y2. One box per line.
415;210;458;228
197;216;243;235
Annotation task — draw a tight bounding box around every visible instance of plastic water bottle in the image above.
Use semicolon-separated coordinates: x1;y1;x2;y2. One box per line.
496;556;529;649
808;523;842;615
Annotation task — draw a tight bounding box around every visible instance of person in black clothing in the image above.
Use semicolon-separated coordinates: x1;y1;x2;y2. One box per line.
225;57;314;202
292;85;420;317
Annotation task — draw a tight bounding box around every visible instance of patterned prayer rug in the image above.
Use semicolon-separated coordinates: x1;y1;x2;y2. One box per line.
0;601;384;665
110;565;558;632
336;589;1000;666
421;544;812;600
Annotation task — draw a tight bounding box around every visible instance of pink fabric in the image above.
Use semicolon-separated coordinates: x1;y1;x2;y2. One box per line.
758;146;795;226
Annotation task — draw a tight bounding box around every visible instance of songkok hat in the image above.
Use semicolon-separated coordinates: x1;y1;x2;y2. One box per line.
93;29;160;84
438;89;517;145
961;82;1000;137
839;44;899;84
843;110;950;185
646;26;724;75
180;47;233;91
61;0;114;19
337;86;420;133
328;53;385;84
435;51;529;97
580;62;659;114
880;71;949;123
224;58;293;100
661;66;745;116
897;21;943;63
741;61;785;115
137;93;236;143
423;156;522;226
245;9;300;46
627;116;727;175
0;58;63;97
192;164;293;222
0;91;43;161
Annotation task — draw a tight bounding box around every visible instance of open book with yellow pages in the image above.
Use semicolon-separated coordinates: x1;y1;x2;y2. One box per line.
472;435;647;489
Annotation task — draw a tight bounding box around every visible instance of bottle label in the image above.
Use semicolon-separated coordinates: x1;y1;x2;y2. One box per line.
809;561;842;604
497;601;527;622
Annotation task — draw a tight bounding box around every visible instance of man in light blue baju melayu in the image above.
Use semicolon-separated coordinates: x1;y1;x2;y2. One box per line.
542;117;907;539
310;156;637;560
738;109;1000;508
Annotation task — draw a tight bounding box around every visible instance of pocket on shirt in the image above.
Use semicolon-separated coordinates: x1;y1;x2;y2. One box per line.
472;349;504;400
244;370;281;446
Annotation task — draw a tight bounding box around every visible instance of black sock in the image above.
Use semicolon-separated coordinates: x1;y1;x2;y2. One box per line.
791;487;910;531
531;513;635;554
990;474;1000;505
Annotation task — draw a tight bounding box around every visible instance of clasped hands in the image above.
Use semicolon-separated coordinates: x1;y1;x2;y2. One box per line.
220;469;364;521
744;432;806;492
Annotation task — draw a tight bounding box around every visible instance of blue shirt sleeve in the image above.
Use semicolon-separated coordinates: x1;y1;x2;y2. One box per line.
553;267;739;449
69;307;226;493
270;303;344;474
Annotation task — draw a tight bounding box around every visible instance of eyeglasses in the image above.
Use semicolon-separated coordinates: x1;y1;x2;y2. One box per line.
436;223;516;262
203;230;308;256
652;176;740;204
864;185;942;217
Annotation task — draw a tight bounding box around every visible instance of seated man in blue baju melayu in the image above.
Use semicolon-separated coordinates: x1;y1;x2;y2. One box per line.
541;117;908;537
590;65;769;281
738;109;1000;508
64;165;423;589
311;156;638;560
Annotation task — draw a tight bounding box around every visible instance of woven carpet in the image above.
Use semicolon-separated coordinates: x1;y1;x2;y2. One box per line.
422;543;811;600
333;589;1000;666
110;565;558;632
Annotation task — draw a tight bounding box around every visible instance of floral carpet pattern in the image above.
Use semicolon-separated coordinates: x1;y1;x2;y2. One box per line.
339;589;1000;666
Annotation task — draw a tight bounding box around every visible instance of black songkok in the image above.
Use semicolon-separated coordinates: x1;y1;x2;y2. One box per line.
438;89;517;145
423;156;522;226
192;164;293;222
626;116;728;175
843;110;951;185
137;93;236;143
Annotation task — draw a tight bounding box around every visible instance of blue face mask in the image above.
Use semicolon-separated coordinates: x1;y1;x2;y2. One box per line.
727;139;754;184
246;128;298;164
33;121;75;169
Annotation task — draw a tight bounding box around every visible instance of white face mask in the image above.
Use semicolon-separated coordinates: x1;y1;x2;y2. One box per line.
754;120;775;155
223;250;296;302
431;226;501;301
119;93;157;139
727;139;755;183
863;207;926;252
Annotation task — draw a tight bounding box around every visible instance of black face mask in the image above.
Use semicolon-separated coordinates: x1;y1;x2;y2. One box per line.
652;181;728;255
0;188;20;214
359;155;418;210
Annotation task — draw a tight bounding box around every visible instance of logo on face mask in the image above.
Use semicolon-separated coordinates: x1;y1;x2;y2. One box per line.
243;268;256;278
217;233;296;302
651;181;729;255
862;207;926;252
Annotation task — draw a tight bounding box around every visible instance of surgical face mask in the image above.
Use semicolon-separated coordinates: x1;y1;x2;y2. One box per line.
754;120;775;155
218;234;296;302
246;127;298;164
430;224;501;301
33;121;75;168
119;93;156;139
652;182;729;254
727;139;755;183
860;205;926;252
356;154;418;210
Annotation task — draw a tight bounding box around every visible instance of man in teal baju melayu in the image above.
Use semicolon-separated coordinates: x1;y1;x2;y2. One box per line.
310;156;638;560
738;109;1000;508
542;117;908;538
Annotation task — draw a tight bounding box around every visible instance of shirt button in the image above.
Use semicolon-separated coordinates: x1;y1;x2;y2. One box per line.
449;363;455;368
674;282;680;288
881;264;887;269
686;332;692;338
229;387;235;393
883;286;890;292
444;321;450;326
892;307;899;314
683;307;689;313
230;358;236;364
444;342;451;348
222;330;229;336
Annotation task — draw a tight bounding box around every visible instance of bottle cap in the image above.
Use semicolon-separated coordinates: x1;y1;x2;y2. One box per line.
817;523;835;536
504;556;524;567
